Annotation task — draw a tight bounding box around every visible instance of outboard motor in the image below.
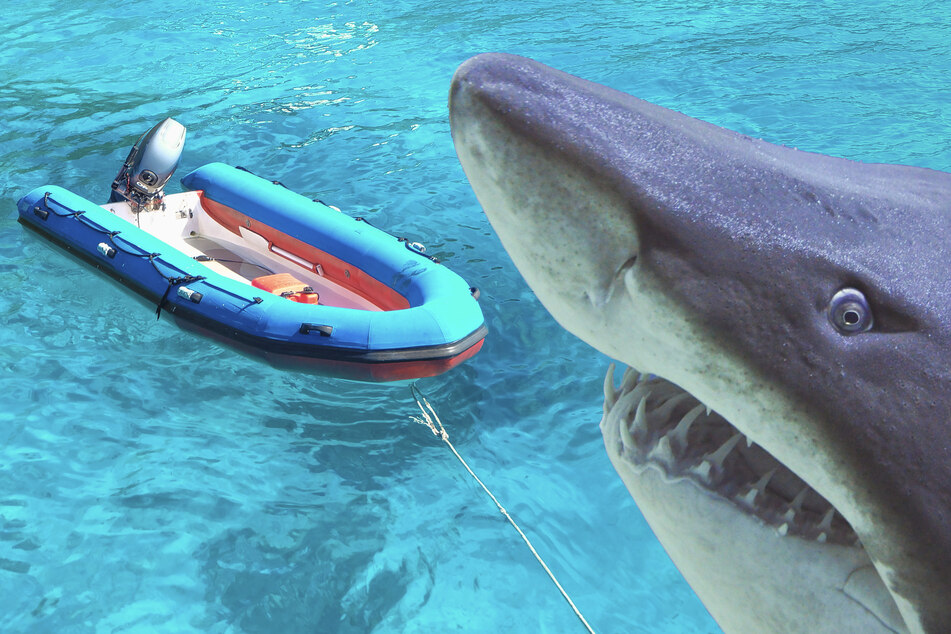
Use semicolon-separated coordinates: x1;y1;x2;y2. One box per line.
109;117;186;209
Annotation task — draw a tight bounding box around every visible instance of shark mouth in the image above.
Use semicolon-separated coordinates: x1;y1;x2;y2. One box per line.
602;364;860;547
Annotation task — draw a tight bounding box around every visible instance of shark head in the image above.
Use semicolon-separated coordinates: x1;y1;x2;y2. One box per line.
450;53;951;634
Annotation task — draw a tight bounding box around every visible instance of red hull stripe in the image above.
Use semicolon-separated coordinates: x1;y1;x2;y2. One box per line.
264;336;486;382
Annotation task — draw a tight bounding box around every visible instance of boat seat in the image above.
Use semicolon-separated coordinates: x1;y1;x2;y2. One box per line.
252;273;319;304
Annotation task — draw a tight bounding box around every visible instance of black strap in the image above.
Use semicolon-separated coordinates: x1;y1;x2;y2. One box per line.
156;285;174;320
236;165;289;190
35;192;276;311
155;275;206;320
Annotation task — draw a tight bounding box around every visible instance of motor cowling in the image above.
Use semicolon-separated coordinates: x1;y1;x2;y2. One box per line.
109;117;186;208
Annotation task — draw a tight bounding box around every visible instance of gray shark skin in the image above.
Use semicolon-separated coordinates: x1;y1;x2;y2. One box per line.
449;53;951;633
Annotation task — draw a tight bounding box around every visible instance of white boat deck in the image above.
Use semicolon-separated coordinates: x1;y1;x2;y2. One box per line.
101;192;382;311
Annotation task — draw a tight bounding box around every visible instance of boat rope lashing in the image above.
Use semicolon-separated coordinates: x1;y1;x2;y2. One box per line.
155;271;207;320
41;191;86;219
410;385;596;634
32;193;242;318
235;165;289;190
231;166;341;211
234;168;340;210
400;238;440;263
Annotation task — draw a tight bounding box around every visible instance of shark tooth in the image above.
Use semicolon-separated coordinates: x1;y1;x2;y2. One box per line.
611;383;643;418
668;403;706;450
778;523;789;537
620;365;639;394
613;389;650;451
753;468;777;495
738;487;759;506
790;486;810;512
603;386;631;448
650;392;695;426
632;393;650;435
649;435;676;467
703;432;743;470
691;460;713;483
619;413;637;451
818;508;835;532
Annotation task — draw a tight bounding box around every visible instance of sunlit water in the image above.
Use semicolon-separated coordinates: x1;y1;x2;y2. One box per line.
1;1;948;632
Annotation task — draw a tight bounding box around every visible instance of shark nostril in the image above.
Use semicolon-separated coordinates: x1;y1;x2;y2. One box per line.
615;255;638;279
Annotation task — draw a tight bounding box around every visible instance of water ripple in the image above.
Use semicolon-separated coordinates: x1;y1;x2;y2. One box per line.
2;0;949;632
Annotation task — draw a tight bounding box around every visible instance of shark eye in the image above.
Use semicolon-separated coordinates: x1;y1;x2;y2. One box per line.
829;288;873;334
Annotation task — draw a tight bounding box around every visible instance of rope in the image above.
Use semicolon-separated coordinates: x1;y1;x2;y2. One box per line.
154;273;207;320
35;192;264;308
410;385;596;634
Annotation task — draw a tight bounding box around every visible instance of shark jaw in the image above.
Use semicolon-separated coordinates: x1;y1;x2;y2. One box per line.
449;53;951;633
600;365;905;632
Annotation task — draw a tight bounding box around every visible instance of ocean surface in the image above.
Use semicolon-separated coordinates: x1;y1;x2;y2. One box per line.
1;1;948;632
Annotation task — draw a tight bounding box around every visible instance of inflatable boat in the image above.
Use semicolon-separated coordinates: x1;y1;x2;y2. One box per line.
17;119;487;381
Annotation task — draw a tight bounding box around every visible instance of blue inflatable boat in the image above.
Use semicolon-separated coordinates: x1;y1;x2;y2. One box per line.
17;119;486;381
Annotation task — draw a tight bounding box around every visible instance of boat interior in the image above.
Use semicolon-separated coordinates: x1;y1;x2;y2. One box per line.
101;192;384;311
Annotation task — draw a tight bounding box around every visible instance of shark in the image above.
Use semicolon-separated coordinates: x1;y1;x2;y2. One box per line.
448;53;951;633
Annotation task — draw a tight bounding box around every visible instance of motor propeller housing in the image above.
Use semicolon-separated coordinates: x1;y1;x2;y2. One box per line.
109;117;186;208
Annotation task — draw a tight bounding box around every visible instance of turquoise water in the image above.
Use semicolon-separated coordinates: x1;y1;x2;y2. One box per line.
1;1;949;632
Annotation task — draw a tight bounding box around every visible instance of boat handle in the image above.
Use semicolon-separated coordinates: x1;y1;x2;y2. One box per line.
403;239;440;263
300;323;333;337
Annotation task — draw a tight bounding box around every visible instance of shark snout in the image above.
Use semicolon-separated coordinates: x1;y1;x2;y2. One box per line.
450;53;645;344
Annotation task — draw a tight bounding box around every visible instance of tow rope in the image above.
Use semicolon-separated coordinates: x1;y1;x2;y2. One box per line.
411;385;596;633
